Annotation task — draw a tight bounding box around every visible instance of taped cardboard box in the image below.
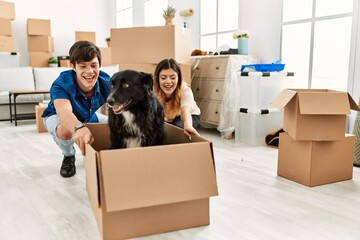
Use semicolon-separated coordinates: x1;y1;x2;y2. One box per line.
272;89;360;141
27;18;51;36
84;123;218;240
35;105;47;133
278;132;355;187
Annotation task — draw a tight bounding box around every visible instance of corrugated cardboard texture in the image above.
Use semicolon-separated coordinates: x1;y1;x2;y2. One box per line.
278;132;355;187
0;1;15;20
27;18;51;36
111;26;191;64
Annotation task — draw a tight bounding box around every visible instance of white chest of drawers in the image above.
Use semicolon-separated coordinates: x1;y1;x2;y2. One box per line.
191;54;260;135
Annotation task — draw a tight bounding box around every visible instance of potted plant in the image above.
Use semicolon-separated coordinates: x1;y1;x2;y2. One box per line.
48;57;58;67
233;30;250;55
163;5;176;26
105;37;110;47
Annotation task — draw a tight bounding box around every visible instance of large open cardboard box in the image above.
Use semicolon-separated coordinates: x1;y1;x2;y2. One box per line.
278;132;355;187
272;89;360;141
84;123;218;240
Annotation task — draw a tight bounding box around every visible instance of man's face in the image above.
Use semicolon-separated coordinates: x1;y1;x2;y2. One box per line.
72;57;100;94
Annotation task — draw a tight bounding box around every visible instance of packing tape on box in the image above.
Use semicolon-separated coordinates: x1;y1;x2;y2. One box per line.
179;8;193;17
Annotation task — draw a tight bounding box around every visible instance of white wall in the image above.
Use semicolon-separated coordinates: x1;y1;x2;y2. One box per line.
10;0;281;66
168;0;282;63
10;0;112;66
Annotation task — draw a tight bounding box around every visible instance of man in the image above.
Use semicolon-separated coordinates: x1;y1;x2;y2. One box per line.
42;41;111;178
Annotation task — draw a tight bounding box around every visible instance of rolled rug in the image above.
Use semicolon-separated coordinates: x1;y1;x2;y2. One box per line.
179;8;193;17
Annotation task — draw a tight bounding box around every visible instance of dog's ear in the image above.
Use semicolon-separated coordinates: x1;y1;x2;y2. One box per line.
140;72;154;89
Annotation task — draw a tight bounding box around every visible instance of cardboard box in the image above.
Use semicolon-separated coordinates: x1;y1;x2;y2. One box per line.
111;25;191;64
0;17;12;35
278;132;355;187
0;35;15;52
29;52;53;67
272;89;360;141
75;31;96;43
119;62;192;85
84;123;218;240
100;47;111;66
27;35;54;52
35;105;47;133
0;1;15;20
27;18;51;36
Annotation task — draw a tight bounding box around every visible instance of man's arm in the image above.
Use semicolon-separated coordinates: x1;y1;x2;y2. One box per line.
54;99;94;155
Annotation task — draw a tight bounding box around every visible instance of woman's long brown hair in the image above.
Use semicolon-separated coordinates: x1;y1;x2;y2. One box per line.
153;58;183;121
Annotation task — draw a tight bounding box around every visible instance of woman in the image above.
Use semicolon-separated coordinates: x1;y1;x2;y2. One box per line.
154;58;201;138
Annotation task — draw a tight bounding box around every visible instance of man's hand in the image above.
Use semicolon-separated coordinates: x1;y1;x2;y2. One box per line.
73;127;94;155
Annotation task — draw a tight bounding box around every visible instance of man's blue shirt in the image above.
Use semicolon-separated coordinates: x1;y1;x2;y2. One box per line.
42;70;111;123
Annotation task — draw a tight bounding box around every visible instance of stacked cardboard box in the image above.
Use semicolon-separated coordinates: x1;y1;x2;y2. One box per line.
27;18;54;67
111;25;192;84
272;89;360;187
0;1;16;53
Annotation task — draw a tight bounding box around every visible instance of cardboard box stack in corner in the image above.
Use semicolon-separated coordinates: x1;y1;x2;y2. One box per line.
27;18;54;67
84;123;218;240
110;25;192;84
0;0;17;63
272;89;360;187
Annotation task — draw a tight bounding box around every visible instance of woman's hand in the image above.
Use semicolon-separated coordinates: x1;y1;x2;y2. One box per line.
183;124;200;140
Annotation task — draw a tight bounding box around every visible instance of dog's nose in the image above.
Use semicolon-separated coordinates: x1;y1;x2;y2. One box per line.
107;97;115;106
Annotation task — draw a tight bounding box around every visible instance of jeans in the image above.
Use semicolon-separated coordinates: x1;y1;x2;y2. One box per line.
170;115;200;129
43;113;108;157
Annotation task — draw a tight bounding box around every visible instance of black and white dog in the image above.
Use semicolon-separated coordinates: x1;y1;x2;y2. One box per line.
107;69;165;149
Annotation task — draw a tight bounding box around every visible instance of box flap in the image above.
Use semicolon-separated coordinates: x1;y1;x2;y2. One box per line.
347;93;360;111
99;142;218;212
86;123;111;151
297;90;351;115
84;144;101;208
271;89;297;109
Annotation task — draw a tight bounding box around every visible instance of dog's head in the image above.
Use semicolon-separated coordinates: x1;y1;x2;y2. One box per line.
107;69;154;114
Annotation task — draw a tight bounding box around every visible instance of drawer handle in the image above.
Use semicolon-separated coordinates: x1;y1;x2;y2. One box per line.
215;67;219;70
215;89;219;92
196;88;200;91
196;67;199;70
215;111;218;114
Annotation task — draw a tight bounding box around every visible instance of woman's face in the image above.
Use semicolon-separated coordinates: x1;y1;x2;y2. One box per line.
158;68;178;98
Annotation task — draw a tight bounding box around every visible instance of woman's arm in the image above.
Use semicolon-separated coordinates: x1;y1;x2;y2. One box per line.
181;106;200;139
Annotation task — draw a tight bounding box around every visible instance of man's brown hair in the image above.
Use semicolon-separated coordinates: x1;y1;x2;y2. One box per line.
69;40;102;66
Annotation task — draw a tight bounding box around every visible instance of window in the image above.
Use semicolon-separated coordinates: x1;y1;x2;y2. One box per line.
144;0;167;27
200;0;239;53
282;0;355;91
116;0;166;28
116;0;133;28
